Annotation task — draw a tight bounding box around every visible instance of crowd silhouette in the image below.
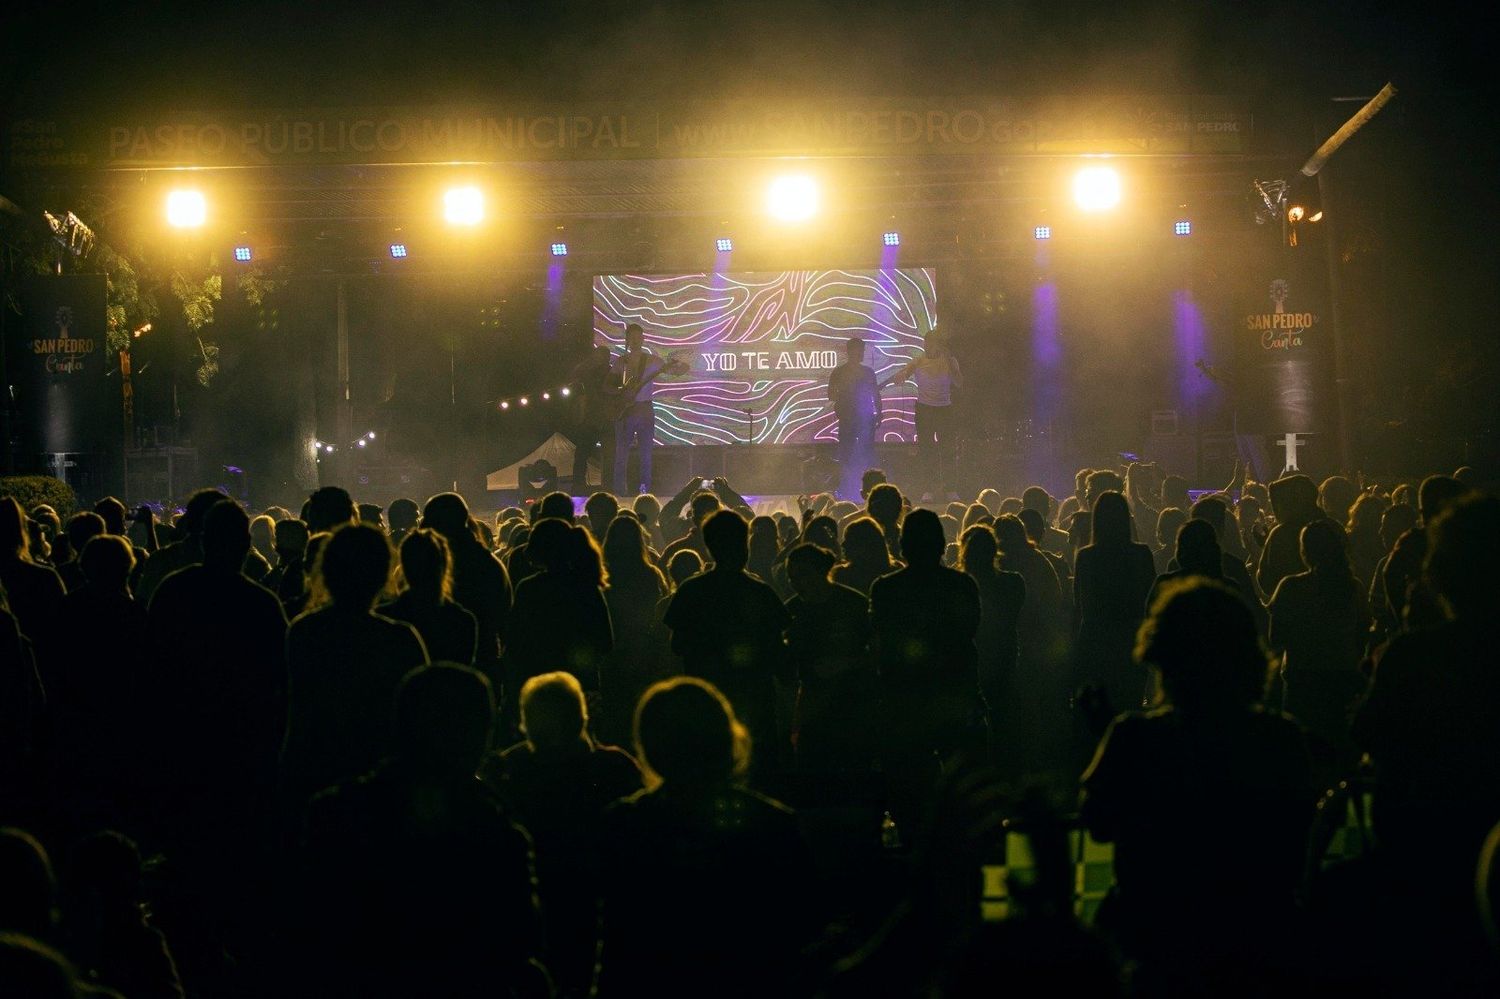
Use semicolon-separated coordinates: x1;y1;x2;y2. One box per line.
0;463;1497;996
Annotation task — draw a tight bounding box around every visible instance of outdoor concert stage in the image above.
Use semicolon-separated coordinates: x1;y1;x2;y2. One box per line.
2;96;1352;509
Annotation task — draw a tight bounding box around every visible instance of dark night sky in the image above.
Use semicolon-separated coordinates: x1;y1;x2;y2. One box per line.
0;2;1480;112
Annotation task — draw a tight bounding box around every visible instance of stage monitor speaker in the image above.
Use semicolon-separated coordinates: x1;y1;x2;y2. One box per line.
519;459;557;503
724;445;807;495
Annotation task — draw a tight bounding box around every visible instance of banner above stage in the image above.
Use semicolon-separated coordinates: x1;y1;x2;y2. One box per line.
9;95;1248;169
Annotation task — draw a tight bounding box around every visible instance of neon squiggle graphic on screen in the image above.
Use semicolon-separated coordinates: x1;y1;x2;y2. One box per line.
593;269;935;446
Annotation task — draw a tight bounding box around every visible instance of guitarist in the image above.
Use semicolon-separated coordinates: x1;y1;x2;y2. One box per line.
609;324;671;495
828;336;881;500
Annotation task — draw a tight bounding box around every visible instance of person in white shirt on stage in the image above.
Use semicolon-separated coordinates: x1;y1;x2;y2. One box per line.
889;332;962;498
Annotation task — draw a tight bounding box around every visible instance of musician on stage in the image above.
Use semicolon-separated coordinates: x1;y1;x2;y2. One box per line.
566;343;616;491
827;336;881;500
888;331;962;498
610;324;668;495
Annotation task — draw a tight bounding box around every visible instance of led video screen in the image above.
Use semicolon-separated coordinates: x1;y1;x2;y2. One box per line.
592;268;935;446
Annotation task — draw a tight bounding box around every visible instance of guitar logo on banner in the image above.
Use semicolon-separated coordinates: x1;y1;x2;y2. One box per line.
35;306;97;376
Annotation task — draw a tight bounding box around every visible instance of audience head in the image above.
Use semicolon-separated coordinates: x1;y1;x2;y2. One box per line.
62;512;105;560
79;535;135;592
900;508;946;567
867;482;903;529
603;515;652;573
1347;492;1385;536
355;503;384;530
585;492;619;537
1161;474;1190;511
1020;486;1051;518
1299;519;1351;576
993;513;1029;555
313;523;393;611
538;491;576;524
387;497;420;533
1155;506;1187;547
202;500;252;569
177;488;228;539
1090;491;1132;547
28;506;60;539
786;543;837;598
91;496;128;536
398;528;453;602
1424;494;1499;620
634;677;749;790
249;513;275;557
421;492;473;542
1085;469;1123;508
394;664;495;774
997;497;1023;517
1417;474;1468;525
1318;475;1359;525
840;517;889;568
1268;474;1319;524
1136;578;1270;712
519;671;590;752
1380;503;1420;550
703;509;749;571
274;518;310;559
304;486;357;534
631;493;661;526
1189;495;1229;540
525;518;573;572
1057;494;1081;529
1017;507;1047;545
803;515;840;556
861;468;888;499
959;524;999;576
978;488;1003;516
1074;468;1092;504
748;516;778;560
1174;519;1221;577
688;490;722;528
666;549;703;587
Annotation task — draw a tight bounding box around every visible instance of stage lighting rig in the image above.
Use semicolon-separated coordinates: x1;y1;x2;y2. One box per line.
1072;166;1121;212
766;175;819;222
43;210;95;258
166;190;207;228
443;186;485;226
1251;179;1289;226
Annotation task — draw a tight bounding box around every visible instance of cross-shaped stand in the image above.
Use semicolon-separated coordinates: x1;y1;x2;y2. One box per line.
1276;432;1304;475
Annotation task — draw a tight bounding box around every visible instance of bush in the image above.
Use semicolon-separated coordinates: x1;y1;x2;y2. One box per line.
0;476;78;518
